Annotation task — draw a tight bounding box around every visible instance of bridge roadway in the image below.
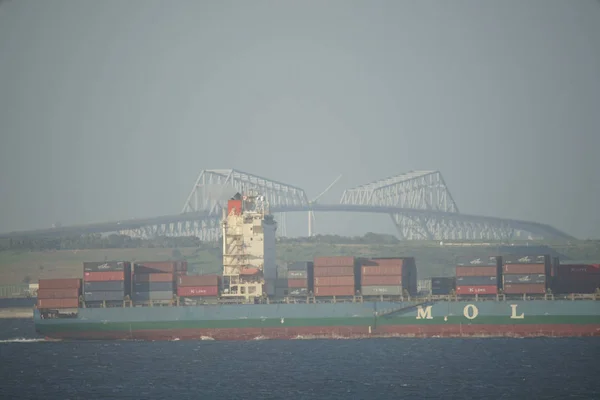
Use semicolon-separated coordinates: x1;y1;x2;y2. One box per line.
0;204;573;240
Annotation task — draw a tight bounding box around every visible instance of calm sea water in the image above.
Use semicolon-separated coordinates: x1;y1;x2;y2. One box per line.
1;319;598;399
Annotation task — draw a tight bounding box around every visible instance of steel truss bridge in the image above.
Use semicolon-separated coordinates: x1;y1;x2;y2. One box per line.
0;169;573;242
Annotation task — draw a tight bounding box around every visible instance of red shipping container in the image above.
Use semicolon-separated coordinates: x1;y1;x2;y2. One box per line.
361;266;403;276
177;275;219;287
456;285;498;295
313;266;354;277
456;266;497;277
37;298;79;309
84;271;124;282
177;286;219;297
288;279;308;288
503;264;545;274
134;273;173;283
361;275;402;286
37;288;80;299
38;278;81;290
503;283;546;294
314;256;355;267
227;199;242;216
314;286;355;296
314;276;354;286
134;262;177;273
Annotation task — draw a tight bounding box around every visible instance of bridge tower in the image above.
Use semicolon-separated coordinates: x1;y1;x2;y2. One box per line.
179;169;308;241
339;170;514;240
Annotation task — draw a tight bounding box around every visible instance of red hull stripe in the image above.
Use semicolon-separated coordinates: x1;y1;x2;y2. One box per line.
45;324;600;341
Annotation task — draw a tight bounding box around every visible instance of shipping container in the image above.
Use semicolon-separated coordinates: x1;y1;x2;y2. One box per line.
134;261;177;274
361;275;402;286
83;291;125;302
503;283;546;294
83;281;125;292
502;274;546;284
432;286;454;295
288;288;309;296
455;266;497;277
552;280;600;294
176;286;219;297
38;278;81;290
287;270;307;279
361;285;403;296
84;271;124;282
133;282;174;292
275;288;289;297
176;261;188;272
37;288;80;299
314;286;355;296
177;275;220;287
502;264;546;274
36;298;79;309
287;261;312;271
456;285;498;295
557;264;600;275
314;276;355;287
275;279;288;288
132;291;173;301
456;255;499;267
287;279;308;288
0;284;30;298
313;266;354;277
134;273;173;283
456;276;498;285
502;255;546;265
313;256;355;267
431;277;456;288
361;265;402;276
83;261;129;273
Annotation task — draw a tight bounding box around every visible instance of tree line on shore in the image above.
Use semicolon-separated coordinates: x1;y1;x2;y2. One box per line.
0;232;401;252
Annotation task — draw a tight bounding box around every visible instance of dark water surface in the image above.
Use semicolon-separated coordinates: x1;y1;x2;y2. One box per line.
1;319;598;399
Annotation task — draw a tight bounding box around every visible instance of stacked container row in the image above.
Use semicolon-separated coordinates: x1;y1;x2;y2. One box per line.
502;255;548;294
360;257;417;296
431;277;456;295
132;261;177;302
37;278;81;309
313;256;356;297
455;256;500;295
83;262;131;302
552;264;600;294
283;261;313;297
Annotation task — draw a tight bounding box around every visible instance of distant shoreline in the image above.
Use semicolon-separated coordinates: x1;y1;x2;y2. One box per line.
0;308;33;319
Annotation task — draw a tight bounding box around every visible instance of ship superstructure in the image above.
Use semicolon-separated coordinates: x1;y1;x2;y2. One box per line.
221;192;277;301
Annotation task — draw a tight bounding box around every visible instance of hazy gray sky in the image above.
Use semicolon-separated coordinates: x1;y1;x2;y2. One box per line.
1;0;599;239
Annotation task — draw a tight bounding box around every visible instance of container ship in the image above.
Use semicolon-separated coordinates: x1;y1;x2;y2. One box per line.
34;192;600;340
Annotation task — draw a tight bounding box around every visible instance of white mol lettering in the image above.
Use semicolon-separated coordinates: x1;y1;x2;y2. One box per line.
463;304;479;320
510;304;524;319
416;305;433;320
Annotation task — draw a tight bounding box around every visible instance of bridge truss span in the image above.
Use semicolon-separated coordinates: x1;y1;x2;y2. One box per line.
28;168;568;242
